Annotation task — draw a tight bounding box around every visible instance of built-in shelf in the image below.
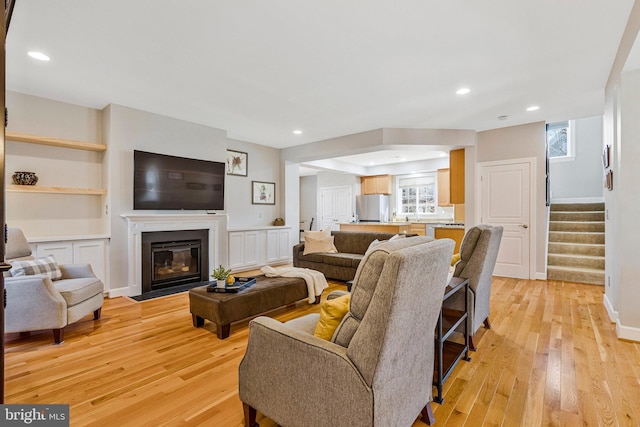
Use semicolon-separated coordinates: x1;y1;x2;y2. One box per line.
7;185;106;195
6;131;107;152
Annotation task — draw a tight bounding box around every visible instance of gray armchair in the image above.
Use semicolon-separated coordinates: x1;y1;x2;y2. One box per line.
443;224;503;351
238;236;454;427
4;228;104;344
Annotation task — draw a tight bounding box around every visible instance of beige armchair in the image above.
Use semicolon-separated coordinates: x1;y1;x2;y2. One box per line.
239;236;454;427
443;224;503;351
4;228;104;344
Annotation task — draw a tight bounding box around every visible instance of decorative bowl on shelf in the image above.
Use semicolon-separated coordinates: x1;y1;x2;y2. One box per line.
12;171;38;186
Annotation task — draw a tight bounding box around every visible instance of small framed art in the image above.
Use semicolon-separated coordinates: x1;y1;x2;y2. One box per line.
252;181;275;205
226;149;248;176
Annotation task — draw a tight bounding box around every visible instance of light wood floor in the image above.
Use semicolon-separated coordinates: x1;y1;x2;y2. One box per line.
5;276;640;426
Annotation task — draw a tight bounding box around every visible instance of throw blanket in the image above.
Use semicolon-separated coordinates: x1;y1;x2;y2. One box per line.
260;266;328;304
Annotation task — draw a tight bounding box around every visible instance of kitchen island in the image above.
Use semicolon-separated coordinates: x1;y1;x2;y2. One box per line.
340;222;465;252
339;222;413;234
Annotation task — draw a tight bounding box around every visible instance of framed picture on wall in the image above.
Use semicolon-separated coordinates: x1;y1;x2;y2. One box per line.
226;149;248;176
252;181;275;205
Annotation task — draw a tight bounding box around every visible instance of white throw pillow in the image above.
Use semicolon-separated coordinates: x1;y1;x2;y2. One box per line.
303;226;331;242
303;236;338;255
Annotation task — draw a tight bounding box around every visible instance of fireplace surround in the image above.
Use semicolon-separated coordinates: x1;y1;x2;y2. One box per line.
119;213;226;297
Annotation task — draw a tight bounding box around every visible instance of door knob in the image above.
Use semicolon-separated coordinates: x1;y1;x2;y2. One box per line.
519;224;528;229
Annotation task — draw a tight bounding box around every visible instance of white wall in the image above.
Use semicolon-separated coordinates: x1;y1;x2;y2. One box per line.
5;91;107;237
224;138;283;228
549;116;604;200
618;68;640;336
603;0;640;341
477;122;548;278
103;104;283;292
300;175;318;231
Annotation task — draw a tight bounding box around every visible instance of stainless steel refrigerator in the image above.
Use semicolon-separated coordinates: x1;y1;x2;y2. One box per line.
356;194;390;222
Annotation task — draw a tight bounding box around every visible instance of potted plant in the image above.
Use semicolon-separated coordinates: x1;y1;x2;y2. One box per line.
211;265;232;288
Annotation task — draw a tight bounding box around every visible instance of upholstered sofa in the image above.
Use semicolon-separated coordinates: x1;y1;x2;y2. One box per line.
293;231;408;281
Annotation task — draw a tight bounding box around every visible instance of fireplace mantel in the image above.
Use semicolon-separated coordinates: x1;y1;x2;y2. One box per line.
119;213;227;297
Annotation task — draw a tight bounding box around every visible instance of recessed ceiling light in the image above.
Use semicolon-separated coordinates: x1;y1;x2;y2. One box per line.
526;105;540;112
293;129;303;135
27;51;50;61
456;88;471;95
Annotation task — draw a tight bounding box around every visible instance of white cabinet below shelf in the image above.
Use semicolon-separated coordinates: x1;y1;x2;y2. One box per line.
266;229;292;263
228;227;293;272
29;238;109;289
228;231;260;270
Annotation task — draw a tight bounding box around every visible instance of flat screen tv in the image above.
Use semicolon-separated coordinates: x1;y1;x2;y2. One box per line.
133;150;225;210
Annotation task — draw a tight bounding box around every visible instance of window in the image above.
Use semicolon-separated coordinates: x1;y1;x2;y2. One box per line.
397;174;436;216
547;121;574;161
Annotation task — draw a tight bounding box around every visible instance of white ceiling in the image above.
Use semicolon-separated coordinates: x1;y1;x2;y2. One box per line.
5;1;635;158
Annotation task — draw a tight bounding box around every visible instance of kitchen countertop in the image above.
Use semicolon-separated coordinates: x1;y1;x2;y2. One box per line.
342;221;464;228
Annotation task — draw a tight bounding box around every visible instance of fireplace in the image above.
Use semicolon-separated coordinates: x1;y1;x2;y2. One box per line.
141;229;209;294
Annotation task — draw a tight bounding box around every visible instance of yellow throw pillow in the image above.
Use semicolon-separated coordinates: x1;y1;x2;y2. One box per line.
451;253;461;266
303;235;338;255
314;293;351;341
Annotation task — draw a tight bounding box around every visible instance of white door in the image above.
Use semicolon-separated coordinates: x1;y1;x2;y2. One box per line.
479;161;531;279
320;186;353;230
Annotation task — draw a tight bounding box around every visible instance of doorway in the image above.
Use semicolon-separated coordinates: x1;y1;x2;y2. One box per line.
319;186;353;230
478;158;536;279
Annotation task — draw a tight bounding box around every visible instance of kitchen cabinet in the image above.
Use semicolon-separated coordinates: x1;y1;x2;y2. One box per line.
450;148;465;204
437;168;451;206
409;223;426;236
434;227;465;253
361;175;393;195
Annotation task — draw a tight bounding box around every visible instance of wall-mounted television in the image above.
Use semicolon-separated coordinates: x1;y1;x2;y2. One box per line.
133;150;225;210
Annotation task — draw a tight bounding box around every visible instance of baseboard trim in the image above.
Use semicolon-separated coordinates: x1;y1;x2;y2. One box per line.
108;287;130;298
616;319;640;342
603;294;618;323
535;272;547;280
550;197;604;204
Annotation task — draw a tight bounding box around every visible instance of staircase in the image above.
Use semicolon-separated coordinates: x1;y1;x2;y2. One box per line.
547;202;605;285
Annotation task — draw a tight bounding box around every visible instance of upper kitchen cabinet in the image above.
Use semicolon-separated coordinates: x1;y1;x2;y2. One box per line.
449;148;465;204
361;174;393;195
437;168;451;206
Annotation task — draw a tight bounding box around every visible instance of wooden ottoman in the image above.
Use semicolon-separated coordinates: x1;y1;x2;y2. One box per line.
189;274;321;339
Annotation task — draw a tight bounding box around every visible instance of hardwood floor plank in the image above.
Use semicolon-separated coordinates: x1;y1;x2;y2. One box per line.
5;277;640;427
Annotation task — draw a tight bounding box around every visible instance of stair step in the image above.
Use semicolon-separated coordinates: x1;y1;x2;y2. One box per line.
550;203;604;212
547;253;605;270
548;231;605;244
549;211;605;222
547;266;604;285
549;221;604;232
548;242;605;256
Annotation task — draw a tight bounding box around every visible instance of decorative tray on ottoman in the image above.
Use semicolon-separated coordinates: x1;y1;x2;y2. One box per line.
207;277;257;293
